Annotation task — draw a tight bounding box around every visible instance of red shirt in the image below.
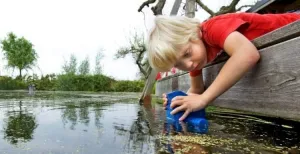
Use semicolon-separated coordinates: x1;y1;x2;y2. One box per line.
190;12;300;77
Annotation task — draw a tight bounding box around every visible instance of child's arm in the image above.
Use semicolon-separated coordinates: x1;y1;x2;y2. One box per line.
201;31;260;102
171;31;260;120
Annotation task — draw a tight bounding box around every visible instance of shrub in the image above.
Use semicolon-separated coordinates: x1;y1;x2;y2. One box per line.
112;80;144;92
0;76;26;90
0;74;144;92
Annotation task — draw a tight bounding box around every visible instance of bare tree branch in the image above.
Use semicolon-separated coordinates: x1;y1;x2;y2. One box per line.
215;0;241;16
138;0;156;12
228;0;241;9
136;52;147;76
151;0;166;15
236;5;253;12
195;0;215;16
138;0;166;15
139;0;255;17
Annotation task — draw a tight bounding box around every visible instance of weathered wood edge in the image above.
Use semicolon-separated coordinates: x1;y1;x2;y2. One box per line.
253;19;300;49
205;36;300;120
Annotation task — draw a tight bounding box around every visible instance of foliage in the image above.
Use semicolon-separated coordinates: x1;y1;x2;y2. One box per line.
0;76;26;90
55;74;114;91
92;74;114;91
24;74;55;90
34;74;56;90
78;56;90;75
0;74;144;92
112;80;144;92
1;32;38;77
152;82;156;94
62;54;77;75
94;50;104;75
152;96;163;104
55;74;87;91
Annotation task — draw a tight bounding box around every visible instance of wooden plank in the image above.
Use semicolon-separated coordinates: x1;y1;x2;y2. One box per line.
140;67;157;103
252;20;300;49
202;36;300;120
170;0;182;15
185;0;196;18
246;0;275;13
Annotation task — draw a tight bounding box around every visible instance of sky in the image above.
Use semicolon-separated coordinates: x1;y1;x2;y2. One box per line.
0;0;255;80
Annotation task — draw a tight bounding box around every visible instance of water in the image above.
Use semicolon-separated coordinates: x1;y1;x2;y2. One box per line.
0;91;299;154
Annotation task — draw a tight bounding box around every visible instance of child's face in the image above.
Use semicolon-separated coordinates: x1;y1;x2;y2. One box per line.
174;39;207;71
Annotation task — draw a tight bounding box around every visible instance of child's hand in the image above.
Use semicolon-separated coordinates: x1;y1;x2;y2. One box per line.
162;93;167;109
170;94;209;121
162;92;197;109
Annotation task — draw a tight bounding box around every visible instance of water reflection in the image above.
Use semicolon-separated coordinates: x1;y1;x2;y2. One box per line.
60;101;110;130
112;101;160;154
2;101;38;145
0;91;299;153
55;93;158;153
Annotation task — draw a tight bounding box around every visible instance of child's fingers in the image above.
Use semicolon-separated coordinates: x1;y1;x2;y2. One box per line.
171;96;184;101
179;110;190;121
162;93;168;107
163;98;167;107
171;105;186;115
170;96;184;108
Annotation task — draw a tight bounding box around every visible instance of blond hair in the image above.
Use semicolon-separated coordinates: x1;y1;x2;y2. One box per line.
147;15;200;72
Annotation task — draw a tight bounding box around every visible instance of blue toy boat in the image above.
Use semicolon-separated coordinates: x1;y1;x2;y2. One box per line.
165;90;209;134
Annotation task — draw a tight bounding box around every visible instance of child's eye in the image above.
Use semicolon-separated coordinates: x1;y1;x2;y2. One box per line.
183;51;190;57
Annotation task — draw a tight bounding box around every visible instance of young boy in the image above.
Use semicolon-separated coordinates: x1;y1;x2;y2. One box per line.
147;12;300;121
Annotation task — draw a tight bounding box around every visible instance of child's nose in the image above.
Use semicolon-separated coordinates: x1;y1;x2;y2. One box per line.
185;61;193;70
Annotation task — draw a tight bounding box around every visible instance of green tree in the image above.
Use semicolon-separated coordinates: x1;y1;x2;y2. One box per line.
79;56;90;75
62;54;77;75
1;32;38;78
94;50;104;75
115;32;148;79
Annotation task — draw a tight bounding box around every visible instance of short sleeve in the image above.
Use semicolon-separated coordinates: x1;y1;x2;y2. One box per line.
189;69;202;77
204;17;249;48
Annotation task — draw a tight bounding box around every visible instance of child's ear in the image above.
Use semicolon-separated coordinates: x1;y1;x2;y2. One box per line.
197;25;203;39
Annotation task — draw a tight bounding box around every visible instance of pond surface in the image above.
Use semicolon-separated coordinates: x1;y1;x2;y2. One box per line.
0;90;299;154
